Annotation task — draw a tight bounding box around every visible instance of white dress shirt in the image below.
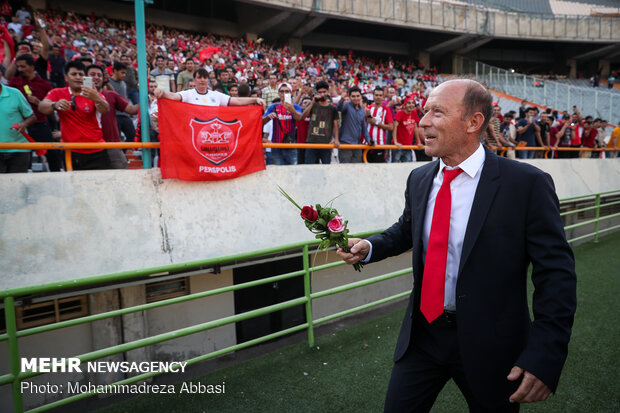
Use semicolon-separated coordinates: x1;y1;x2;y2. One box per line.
364;144;485;311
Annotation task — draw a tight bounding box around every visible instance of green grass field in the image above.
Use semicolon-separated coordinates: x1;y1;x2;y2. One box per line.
97;232;620;413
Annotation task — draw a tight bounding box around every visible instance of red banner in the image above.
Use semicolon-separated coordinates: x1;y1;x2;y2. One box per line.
158;100;265;181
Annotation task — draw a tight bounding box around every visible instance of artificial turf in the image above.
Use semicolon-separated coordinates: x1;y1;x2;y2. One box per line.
96;231;620;413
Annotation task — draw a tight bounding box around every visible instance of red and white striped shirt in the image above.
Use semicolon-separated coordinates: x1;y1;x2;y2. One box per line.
367;103;393;145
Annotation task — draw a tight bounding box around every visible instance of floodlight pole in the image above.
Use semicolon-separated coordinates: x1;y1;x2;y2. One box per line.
132;0;153;169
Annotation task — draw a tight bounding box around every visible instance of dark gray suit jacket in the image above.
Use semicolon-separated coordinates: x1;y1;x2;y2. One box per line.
367;148;577;406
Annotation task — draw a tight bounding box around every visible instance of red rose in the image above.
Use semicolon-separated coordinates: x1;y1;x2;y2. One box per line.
300;205;318;222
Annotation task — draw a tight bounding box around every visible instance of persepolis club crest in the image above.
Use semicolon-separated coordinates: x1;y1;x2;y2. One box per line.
190;117;242;165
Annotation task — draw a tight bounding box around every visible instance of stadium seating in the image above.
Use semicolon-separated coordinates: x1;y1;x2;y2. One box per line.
449;0;620;15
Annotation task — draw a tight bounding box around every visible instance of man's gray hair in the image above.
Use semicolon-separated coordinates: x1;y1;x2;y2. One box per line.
460;80;493;138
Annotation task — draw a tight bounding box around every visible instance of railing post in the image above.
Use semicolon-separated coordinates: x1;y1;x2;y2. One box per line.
135;0;152;169
5;296;24;413
302;244;315;347
595;90;598;113
594;194;601;243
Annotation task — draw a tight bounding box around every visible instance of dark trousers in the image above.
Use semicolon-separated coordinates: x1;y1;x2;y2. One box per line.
297;148;306;165
384;312;519;413
116;116;136;142
28;122;62;172
305;148;331;164
414;149;432;162
0;152;31;173
71;150;111;170
367;149;387;163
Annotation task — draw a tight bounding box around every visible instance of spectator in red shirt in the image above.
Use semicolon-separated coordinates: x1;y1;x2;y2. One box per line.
38;60;111;170
580;120;598;158
365;86;393;163
87;64;139;169
9;54;62;171
392;97;419;162
296;95;311;165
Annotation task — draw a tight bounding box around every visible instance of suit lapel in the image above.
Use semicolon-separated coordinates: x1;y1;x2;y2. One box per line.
412;161;439;278
458;148;500;276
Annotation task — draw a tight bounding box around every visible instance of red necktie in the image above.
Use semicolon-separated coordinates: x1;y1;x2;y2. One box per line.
420;167;464;323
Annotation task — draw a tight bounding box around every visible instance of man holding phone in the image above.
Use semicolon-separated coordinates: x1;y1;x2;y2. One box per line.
516;107;540;159
39;60;111;170
263;83;303;165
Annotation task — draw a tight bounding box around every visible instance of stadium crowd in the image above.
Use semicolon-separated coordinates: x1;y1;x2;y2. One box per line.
0;3;618;173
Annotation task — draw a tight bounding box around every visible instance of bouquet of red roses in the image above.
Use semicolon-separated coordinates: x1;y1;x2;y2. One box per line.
278;186;364;272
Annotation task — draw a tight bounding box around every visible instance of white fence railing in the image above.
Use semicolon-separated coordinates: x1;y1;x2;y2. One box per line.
463;59;620;125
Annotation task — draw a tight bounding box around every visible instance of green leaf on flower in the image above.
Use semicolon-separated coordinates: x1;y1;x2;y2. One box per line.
277;186;303;211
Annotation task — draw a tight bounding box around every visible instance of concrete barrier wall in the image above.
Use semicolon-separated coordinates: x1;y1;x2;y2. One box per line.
1;159;619;291
255;0;618;42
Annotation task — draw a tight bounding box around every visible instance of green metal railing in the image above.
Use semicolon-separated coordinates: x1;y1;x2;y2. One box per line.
2;190;619;412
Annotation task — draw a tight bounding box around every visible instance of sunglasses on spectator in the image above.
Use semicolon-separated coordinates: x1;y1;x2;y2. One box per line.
278;89;291;93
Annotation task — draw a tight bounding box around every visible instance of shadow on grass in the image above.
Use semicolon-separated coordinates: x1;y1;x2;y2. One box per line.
96;232;620;413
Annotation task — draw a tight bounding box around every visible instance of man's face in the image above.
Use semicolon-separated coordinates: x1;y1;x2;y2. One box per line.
148;81;156;94
527;109;536;119
87;68;104;89
493;106;501;117
419;82;471;165
540;114;548;124
65;67;85;89
220;71;230;82
52;46;60;56
17;44;31;56
187;80;196;89
301;98;311;109
278;86;291;99
404;100;415;113
114;69;127;81
373;90;384;104
167;60;175;70
386;87;395;99
121;56;130;65
350;91;362;106
269;74;277;86
503;116;512;125
229;86;238;97
15;60;34;78
194;75;208;91
156;57;165;69
316;88;328;101
185;60;194;71
226;68;234;77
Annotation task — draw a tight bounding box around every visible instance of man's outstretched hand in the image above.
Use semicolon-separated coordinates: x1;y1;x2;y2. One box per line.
336;238;369;265
507;366;551;403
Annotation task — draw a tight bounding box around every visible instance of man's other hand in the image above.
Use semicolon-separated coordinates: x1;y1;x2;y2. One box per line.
336;238;369;265
507;366;551;403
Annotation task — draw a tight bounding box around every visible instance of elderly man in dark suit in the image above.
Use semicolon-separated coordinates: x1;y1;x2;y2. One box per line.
337;79;576;412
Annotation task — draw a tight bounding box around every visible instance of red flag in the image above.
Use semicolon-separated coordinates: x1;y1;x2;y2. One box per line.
198;46;221;62
158;100;265;181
